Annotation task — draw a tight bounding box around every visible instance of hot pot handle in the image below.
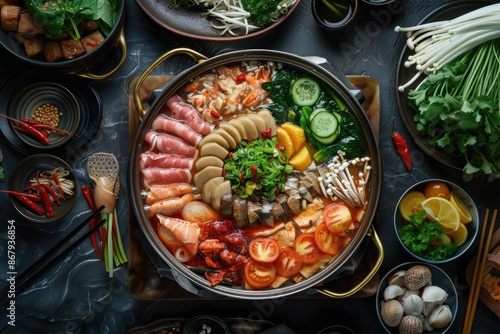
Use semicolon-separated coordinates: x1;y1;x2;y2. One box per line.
77;28;128;80
133;48;208;120
314;226;384;298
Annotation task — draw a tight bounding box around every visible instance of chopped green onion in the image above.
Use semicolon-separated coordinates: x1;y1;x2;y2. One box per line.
224;137;292;201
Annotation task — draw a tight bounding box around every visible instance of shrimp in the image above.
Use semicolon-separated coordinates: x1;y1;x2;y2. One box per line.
145;193;196;217
142;183;195;205
157;215;200;257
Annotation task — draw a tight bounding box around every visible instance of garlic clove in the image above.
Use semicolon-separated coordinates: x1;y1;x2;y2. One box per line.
384;284;405;301
404;265;432;290
398;315;423;334
403;294;424;316
428;304;452;329
421;285;448;316
381;299;404;327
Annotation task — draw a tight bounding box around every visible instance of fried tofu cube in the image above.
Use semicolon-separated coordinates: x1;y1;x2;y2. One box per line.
1;4;21;31
60;39;85;59
43;40;63;62
18;12;45;37
80;30;104;53
24;35;45;58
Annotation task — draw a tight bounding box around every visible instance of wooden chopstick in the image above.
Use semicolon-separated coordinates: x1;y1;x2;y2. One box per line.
0;206;106;309
462;208;498;334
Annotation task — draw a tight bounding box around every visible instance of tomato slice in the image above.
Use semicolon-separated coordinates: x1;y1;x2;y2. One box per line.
275;246;303;278
294;233;321;264
314;223;350;255
249;237;280;263
323;203;353;234
244;259;276;289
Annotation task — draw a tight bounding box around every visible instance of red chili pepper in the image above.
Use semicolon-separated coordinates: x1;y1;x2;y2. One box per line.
36;171;54;217
235;73;246;84
52;173;65;199
210;110;220;119
227;152;233;159
81;185;103;259
40;184;61;206
247;138;253;143
392;118;412;172
239;172;245;182
221;167;227;177
250;165;258;177
276;144;285;152
0;190;43;216
260;128;272;139
0;114;50;145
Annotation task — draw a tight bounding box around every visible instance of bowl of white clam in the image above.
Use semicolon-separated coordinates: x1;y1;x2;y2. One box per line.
376;262;458;334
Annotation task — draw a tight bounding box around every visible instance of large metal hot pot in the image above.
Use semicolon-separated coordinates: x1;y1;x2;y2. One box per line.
0;0;127;80
129;48;383;299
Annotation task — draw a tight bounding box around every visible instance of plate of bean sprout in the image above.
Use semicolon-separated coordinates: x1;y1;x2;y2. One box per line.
135;0;301;41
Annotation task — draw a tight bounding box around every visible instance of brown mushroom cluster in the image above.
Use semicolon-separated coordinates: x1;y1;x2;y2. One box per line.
380;265;453;333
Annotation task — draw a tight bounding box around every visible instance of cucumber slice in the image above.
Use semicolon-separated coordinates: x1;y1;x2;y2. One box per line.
309;107;328;122
291;77;321;107
310;111;338;139
313;131;339;145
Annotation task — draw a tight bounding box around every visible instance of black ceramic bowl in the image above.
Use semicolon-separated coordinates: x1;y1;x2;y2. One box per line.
8;154;77;225
394;179;479;264
376;262;458;333
8;82;80;150
312;0;359;32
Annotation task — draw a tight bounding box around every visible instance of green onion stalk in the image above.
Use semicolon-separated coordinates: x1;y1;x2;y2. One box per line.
103;209;128;278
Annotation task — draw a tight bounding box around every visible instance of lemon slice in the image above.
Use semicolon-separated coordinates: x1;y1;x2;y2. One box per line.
445;223;468;246
449;192;472;224
421;197;460;231
399;191;427;221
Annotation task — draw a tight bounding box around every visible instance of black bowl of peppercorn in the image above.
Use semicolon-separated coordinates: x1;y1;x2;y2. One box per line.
7;81;80;150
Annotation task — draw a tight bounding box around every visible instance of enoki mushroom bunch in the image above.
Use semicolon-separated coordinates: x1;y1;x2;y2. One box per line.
317;151;371;209
395;4;500;91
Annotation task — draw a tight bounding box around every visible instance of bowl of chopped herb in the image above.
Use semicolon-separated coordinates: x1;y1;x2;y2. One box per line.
394;179;479;264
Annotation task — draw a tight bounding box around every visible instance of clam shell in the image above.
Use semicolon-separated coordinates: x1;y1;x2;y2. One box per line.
381;299;404;327
398;315;423;334
404;265;431;290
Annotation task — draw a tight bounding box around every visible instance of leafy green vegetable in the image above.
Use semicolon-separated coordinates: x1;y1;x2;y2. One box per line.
398;210;457;261
262;68;341;124
240;0;282;27
25;0;119;38
408;38;500;182
223;137;292;201
0;167;4;182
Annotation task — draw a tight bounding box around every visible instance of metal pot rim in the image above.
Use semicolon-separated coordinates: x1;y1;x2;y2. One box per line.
129;49;382;299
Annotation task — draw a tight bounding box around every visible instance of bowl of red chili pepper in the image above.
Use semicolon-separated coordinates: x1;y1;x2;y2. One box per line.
394;179;479;264
6;154;78;227
5;81;80;149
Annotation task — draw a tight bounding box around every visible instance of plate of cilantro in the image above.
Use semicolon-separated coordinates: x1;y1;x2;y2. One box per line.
135;0;301;41
395;0;500;182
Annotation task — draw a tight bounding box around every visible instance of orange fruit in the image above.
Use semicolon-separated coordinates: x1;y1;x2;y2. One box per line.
445;222;468;246
289;145;312;172
449;192;472;224
399;191;427;221
276;126;295;157
281;123;306;152
421;197;460;231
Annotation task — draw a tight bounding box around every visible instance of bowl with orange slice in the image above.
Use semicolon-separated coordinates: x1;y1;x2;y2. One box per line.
394;179;479;264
